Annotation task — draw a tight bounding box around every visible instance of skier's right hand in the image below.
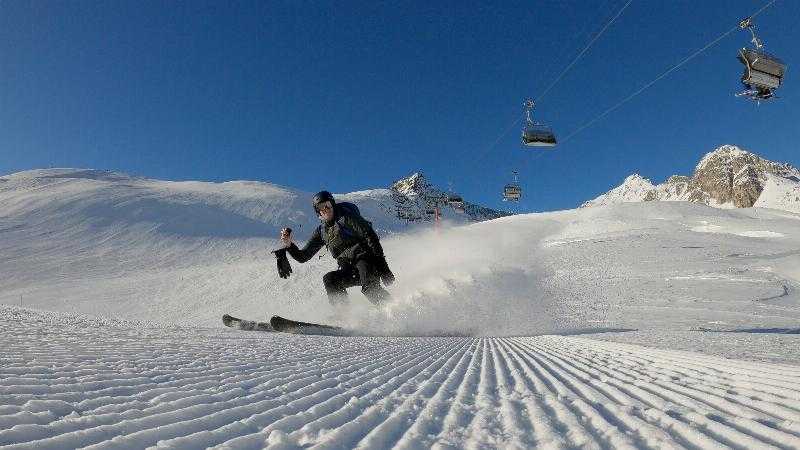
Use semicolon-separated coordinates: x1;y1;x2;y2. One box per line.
280;227;292;248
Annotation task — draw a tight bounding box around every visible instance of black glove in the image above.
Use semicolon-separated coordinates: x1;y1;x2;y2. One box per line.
273;248;292;279
376;255;395;286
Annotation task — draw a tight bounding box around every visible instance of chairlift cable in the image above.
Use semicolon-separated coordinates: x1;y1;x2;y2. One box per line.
470;113;524;167
514;0;779;210
510;1;632;201
462;1;630;171
559;0;779;145
535;0;616;98
749;0;780;20
535;0;634;104
520;147;548;172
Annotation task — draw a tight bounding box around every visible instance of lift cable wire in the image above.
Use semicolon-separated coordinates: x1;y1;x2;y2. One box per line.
559;0;779;145
472;0;776;208
517;0;779;206
465;0;633;174
494;0;633;192
535;0;634;104
535;0;615;101
470;113;524;170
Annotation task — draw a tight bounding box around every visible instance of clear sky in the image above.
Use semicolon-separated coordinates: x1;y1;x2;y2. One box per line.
2;0;798;212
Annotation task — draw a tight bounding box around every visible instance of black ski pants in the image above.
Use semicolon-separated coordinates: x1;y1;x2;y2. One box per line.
323;258;390;306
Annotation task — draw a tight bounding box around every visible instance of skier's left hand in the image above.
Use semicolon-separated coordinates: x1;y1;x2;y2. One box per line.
380;269;395;286
376;255;395;286
273;248;292;279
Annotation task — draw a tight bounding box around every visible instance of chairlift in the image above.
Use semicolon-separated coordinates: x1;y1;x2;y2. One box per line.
503;185;521;202
522;99;556;147
736;17;786;102
447;192;464;211
503;171;522;202
447;195;465;212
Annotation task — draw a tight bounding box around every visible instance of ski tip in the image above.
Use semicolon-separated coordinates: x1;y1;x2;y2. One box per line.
222;314;237;326
223;313;274;332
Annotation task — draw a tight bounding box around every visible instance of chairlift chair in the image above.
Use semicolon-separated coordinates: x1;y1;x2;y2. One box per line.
503;184;522;202
522;99;557;147
736;17;786;101
447;195;465;212
503;171;522;202
738;49;785;100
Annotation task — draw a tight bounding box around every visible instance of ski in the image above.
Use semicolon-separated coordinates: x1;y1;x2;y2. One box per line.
270;315;347;336
223;314;348;336
222;314;274;332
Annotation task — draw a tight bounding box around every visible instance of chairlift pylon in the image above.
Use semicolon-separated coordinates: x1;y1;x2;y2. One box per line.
522;99;557;147
736;17;786;102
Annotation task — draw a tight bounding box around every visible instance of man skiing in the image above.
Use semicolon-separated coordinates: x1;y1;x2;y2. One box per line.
275;191;394;306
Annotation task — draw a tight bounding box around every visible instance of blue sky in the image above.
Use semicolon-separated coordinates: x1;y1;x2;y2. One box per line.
2;0;798;212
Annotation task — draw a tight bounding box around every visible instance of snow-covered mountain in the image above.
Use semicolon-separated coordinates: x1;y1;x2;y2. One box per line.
583;145;800;212
390;172;509;223
578;173;657;206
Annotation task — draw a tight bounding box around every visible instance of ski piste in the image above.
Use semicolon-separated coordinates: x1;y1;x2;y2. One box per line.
222;314;347;336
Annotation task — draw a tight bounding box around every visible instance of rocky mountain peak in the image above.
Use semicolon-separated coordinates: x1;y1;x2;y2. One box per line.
389;172;509;223
695;145;753;172
690;145;799;207
391;172;432;197
583;145;800;212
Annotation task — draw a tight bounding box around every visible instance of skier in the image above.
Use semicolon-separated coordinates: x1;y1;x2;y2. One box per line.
274;191;395;306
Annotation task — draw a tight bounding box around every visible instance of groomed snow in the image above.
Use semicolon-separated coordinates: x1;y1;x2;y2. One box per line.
3;306;800;449
3;169;800;448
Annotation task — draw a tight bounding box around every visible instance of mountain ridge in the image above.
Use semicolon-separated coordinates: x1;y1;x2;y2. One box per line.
582;145;800;213
390;172;510;223
0;168;509;239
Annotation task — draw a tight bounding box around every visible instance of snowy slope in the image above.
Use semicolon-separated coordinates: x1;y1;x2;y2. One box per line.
2;168;800;336
0;169;501;325
4;168;800;448
755;173;800;213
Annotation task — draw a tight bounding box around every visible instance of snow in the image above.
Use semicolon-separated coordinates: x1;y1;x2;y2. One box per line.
3;168;800;448
690;221;786;238
581;174;655;207
755;173;800;213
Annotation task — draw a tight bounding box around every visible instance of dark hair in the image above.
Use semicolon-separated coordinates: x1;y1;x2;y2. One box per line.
312;191;335;211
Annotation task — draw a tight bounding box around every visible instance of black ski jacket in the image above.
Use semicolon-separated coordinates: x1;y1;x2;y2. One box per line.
287;203;385;266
